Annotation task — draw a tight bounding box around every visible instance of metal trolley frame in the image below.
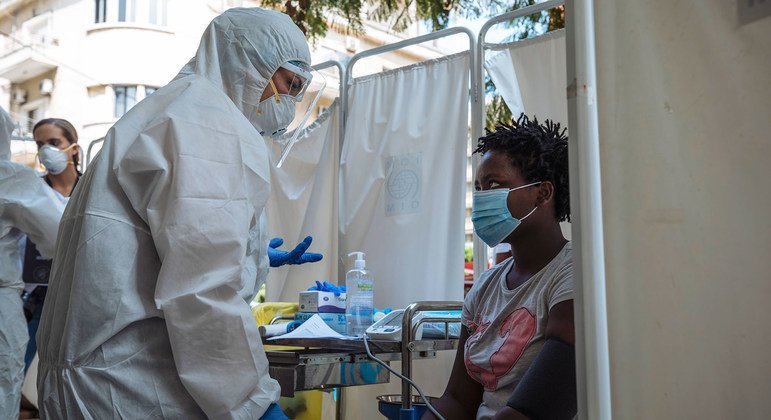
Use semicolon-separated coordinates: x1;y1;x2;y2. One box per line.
264;301;463;419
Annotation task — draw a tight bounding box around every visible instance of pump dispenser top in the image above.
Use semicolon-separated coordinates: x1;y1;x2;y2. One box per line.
348;252;366;270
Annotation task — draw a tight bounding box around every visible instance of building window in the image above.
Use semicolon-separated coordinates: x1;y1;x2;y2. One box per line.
144;86;157;96
114;85;137;117
26;110;40;133
95;0;107;23
118;0;127;22
148;0;159;25
96;0;168;26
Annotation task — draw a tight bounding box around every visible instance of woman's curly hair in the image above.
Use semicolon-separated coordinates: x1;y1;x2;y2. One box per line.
474;114;570;222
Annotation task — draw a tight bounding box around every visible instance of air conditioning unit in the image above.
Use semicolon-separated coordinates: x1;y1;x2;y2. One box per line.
344;36;360;53
39;78;54;95
12;88;27;104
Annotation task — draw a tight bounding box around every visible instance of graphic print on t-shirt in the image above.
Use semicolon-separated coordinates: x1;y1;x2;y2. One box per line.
464;307;536;390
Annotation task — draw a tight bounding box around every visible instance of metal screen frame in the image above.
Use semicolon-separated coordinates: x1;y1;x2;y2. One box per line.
84;137;104;169
473;0;565;283
343;27;477;411
476;2;611;419
311;59;346;154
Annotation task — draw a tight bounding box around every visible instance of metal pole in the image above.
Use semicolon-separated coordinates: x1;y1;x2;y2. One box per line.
311;59;346;158
336;387;344;420
84;137;104;170
401;302;418;411
565;0;611;419
400;301;463;411
312;59;347;283
477;0;565;50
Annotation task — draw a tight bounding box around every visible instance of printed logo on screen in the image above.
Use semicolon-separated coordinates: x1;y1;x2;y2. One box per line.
385;153;422;216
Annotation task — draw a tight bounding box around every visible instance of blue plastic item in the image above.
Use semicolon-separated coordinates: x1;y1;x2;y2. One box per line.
259;402;288;419
307;280;346;296
376;395;437;420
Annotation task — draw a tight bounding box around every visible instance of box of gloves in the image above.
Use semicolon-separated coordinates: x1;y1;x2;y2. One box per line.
298;290;346;313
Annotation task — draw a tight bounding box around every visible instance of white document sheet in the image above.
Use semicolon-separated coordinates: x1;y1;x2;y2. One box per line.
267;313;357;340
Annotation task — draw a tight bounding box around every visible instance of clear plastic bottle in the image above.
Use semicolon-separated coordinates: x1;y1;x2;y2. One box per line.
345;251;374;336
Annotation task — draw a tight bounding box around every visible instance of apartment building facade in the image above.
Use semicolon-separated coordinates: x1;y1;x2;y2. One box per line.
0;0;486;268
0;0;444;164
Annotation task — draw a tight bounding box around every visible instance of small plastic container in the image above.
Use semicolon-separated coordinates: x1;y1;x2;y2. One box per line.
376;394;438;420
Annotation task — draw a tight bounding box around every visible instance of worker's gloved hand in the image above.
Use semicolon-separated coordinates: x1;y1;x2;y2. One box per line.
268;236;323;267
259;403;288;420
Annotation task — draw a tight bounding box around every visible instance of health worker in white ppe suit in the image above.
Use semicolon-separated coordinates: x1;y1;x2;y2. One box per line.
0;107;64;420
36;8;321;420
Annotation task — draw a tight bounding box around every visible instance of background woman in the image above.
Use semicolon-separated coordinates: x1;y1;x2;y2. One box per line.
21;118;81;368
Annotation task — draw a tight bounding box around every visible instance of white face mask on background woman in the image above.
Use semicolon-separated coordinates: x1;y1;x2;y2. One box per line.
38;144;76;175
471;181;542;247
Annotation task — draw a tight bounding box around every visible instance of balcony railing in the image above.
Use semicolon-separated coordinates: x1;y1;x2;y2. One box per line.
0;11;58;82
0;10;56;56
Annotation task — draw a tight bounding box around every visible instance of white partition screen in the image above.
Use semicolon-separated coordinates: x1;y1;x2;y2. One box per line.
340;52;469;309
485;30;568;127
593;1;771;418
265;102;340;302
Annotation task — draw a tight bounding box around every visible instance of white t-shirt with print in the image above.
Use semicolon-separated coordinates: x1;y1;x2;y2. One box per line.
462;242;573;419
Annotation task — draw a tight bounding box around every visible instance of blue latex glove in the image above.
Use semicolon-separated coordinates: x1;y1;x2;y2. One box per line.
259;403;288;420
268;236;323;267
308;280;346;296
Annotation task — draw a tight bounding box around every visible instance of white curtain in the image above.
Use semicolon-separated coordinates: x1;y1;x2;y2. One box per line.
485;30;568;127
340;52;469;310
593;2;771;418
265;101;340;302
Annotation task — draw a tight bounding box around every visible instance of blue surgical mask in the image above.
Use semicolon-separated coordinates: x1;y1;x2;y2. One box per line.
471;182;541;247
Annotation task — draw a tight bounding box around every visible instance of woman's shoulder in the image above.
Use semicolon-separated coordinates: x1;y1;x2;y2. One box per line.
552;241;573;274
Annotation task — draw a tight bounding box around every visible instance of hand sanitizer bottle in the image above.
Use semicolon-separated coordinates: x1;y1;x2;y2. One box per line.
345;251;373;336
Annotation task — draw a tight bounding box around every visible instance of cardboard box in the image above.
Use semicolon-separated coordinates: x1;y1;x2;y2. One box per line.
294;311;347;334
298;291;346;313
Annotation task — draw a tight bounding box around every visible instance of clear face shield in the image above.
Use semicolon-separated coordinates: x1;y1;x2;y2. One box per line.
258;61;327;168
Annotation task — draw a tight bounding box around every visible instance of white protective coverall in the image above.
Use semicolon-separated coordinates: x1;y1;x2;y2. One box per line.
0;108;63;420
36;8;310;419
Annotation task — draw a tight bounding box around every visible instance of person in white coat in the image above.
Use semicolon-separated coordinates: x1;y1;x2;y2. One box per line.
36;7;320;419
0;107;64;420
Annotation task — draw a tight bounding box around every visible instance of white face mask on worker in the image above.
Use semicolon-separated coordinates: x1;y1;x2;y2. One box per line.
251;77;297;137
252;94;296;137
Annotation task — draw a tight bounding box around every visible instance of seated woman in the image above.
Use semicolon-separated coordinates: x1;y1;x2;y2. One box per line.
426;115;575;420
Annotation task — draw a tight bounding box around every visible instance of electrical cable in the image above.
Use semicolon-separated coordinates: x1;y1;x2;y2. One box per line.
362;334;446;420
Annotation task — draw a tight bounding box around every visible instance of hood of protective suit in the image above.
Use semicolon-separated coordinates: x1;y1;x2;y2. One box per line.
0;107;13;160
174;7;311;131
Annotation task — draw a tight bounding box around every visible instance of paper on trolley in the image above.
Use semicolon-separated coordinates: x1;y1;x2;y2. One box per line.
267;313;358;340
